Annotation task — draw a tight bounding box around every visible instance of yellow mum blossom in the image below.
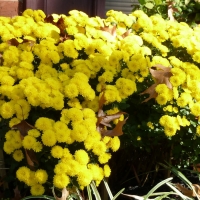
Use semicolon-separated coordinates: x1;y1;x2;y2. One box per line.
35;117;55;131
51;145;63;159
104;164;111;177
41;130;57;147
53;174;70;189
32;142;43;152
13;149;24;162
30;184;45;196
71;124;88;142
22;135;37;150
190;102;200;117
35;169;48;184
74;149;89;165
16;166;31;183
54;162;68;174
77;168;93;187
0;101;15;119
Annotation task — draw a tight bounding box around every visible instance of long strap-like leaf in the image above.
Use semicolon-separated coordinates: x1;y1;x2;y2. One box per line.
21;195;55;200
90;181;101;200
144;177;173;200
103;179;113;199
112;188;125;200
87;185;93;200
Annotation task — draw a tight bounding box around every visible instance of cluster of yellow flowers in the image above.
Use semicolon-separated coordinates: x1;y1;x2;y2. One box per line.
0;7;200;195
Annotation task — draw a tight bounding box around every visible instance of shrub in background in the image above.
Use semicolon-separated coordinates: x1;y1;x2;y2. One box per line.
0;7;200;198
135;0;200;25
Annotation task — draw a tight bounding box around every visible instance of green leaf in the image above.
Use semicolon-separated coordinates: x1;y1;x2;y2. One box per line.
145;2;155;9
138;0;146;5
185;0;191;5
154;0;163;5
195;13;200;22
90;181;101;200
144;177;173;200
112;188;125;200
103;179;113;199
87;185;93;200
21;196;55;200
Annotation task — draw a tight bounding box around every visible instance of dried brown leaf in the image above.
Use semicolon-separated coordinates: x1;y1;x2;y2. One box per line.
150;64;172;89
12;121;37;168
25;149;39;169
121;29;132;38
140;83;158;103
101;116;128;137
12;120;35;137
0;53;3;65
11;186;21;200
23;39;35;47
7;38;20;46
140;64;172;102
100;23;116;37
96;92;128;136
175;183;200;197
53;187;69;200
44;15;69;41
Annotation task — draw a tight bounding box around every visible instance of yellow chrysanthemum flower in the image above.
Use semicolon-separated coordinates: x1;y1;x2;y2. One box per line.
53;174;70;189
28;129;41;138
51;145;63;159
104;164;111;177
74;149;89;165
13;149;24;162
16;166;31;183
30;184;45;196
41;129;57;147
35;169;48;184
22;135;37;150
35;117;55;131
77;168;93;187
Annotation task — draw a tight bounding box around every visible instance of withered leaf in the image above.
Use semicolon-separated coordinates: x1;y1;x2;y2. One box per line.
44;15;70;42
12;121;38;168
101;116;128;137
140;83;158;103
0;53;3;65
150;64;172;89
175;183;200;197
96;92;128;136
52;187;69;200
98;112;126;128
11;186;22;200
25;149;39;169
121;29;132;38
140;64;172;102
7;38;35;48
23;39;35;48
56;17;66;36
7;38;20;46
12;120;35;137
100;23;116;37
44;15;55;24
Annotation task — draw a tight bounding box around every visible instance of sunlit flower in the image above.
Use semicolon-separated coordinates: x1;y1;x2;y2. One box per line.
30;184;45;196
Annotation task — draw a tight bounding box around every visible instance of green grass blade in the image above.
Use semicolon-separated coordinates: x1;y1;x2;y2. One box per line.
87;185;93;200
90;181;101;200
112;188;125;200
144;177;173;200
21;195;55;200
103;179;113;200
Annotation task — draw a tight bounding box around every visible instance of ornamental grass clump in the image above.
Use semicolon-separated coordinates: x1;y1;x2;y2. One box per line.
0;8;200;197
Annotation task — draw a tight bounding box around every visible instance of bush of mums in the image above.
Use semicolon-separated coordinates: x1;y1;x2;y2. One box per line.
0;8;200;197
